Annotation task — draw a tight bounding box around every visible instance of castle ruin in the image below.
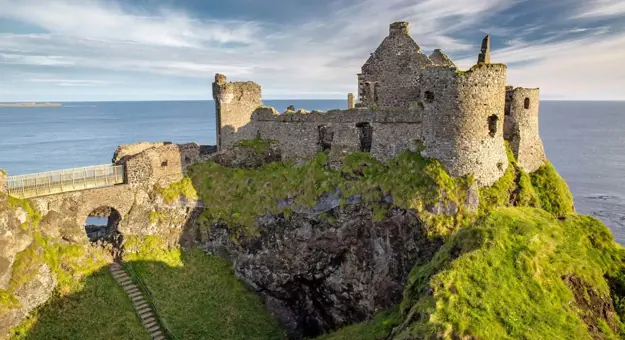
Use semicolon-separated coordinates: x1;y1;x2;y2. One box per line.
212;22;546;186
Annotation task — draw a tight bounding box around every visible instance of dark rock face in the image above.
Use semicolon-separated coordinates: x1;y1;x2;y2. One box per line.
200;203;442;339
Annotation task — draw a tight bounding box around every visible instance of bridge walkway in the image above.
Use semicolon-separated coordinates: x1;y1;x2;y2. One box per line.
6;164;125;199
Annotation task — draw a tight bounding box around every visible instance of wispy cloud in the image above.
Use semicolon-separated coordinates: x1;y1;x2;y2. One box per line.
0;0;623;101
0;0;264;48
572;0;625;19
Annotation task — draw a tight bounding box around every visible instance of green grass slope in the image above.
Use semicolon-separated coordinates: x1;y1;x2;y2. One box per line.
122;237;286;340
11;267;150;340
395;208;625;339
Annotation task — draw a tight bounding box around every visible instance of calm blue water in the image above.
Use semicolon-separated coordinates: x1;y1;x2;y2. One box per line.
1;100;624;243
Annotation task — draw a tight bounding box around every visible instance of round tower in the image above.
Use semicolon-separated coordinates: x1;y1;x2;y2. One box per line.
419;63;509;186
504;87;545;172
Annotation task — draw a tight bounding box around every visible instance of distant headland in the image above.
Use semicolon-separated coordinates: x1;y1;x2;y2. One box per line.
0;102;62;107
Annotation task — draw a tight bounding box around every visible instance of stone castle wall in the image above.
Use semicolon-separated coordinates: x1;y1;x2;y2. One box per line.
504;87;546;172
420;64;509;186
116;142;200;187
213;74;262;151
245;106;423;161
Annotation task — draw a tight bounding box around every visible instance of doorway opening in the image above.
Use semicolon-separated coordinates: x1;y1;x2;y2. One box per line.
356;122;373;152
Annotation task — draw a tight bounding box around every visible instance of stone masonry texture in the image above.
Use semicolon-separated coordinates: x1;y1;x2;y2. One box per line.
478;35;491;64
504;87;546;172
212;22;545;186
213;73;263;151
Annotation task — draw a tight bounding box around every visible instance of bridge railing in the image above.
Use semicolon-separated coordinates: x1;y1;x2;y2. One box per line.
6;164;125;198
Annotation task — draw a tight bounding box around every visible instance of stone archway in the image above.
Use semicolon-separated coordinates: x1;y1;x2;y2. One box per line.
84;206;122;244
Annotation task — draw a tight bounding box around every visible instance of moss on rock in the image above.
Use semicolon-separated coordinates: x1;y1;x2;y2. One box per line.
153;177;198;204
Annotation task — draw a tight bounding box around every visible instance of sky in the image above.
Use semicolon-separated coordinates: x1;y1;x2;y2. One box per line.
0;0;624;102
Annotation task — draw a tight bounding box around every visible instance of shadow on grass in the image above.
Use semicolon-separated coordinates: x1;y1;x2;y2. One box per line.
12;249;286;340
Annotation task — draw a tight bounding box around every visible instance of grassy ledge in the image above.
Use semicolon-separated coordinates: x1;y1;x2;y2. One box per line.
188;146;474;239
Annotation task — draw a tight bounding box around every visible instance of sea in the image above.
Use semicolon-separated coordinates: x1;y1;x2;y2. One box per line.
1;100;624;244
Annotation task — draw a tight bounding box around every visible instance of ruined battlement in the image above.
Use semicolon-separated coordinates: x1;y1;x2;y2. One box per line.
211;22;546;187
250;106;422;124
389;21;410;36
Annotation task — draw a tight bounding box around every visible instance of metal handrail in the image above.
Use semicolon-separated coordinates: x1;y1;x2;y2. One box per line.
6;164;124;198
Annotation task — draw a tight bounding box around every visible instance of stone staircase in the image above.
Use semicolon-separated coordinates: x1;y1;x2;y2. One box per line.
109;262;167;340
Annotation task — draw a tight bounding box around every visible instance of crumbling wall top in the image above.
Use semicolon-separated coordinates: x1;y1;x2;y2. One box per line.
113;141;168;164
478;35;491;64
429;49;456;67
250;106;421;124
389;21;410;36
215;73;227;85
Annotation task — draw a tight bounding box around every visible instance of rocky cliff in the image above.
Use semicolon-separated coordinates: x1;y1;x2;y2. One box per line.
180;139;617;340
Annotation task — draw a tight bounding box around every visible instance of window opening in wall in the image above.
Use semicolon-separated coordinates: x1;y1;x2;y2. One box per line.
356;122;373;152
161;160;168;167
184;156;191;164
424;91;435;103
318;125;333;151
488;114;499;137
524;97;530;109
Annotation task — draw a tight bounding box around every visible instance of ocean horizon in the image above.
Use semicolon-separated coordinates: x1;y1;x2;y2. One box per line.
1;99;624;244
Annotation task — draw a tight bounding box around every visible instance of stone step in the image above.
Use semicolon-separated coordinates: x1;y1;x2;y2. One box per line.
126;287;140;295
134;301;149;310
113;274;130;282
147;324;160;333
121;281;134;288
144;319;157;329
124;283;138;290
139;310;153;320
119;279;133;286
110;262;166;340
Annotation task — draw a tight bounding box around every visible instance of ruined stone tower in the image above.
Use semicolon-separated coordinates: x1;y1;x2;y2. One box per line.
419;64;509;186
212;74;262;151
504;87;546;172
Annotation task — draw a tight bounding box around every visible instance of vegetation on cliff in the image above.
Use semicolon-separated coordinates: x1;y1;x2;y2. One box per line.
393;208;624;339
188;145;474;239
183;138;621;339
0;195;147;339
122;236;286;339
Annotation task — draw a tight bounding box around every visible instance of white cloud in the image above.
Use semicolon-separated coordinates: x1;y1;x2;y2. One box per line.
0;0;623;101
0;0;264;47
572;0;625;19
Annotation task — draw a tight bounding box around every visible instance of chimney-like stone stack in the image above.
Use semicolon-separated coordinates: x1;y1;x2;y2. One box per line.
478;35;490;64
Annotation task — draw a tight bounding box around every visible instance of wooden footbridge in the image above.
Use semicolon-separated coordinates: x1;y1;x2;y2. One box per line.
5;164;125;199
